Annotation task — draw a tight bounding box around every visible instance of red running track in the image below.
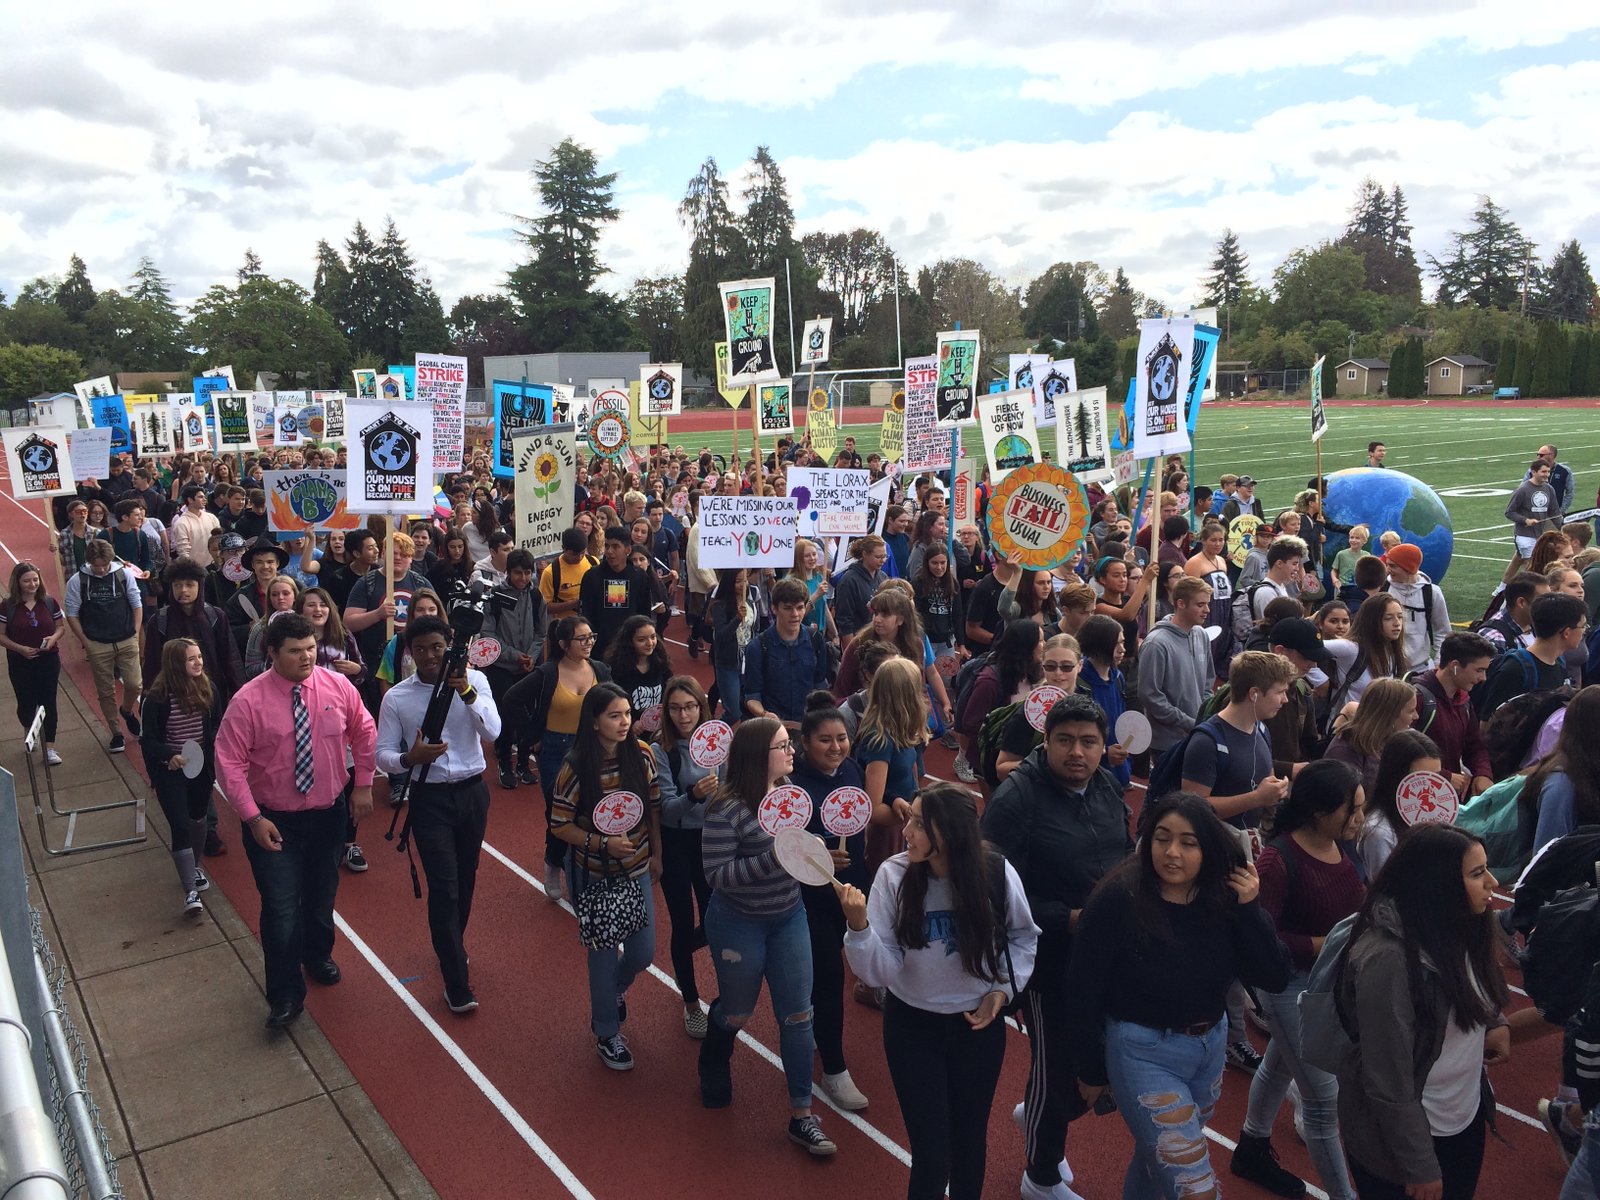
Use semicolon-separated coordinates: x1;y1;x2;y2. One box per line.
0;476;1570;1200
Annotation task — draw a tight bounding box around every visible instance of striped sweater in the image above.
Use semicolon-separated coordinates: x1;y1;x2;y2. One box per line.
551;744;660;881
703;794;800;919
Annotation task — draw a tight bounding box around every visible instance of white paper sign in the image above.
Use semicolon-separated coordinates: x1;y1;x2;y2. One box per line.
1;427;75;498
1008;354;1049;406
416;353;467;471
1032;358;1077;429
788;467;870;537
696;496;799;569
73;376;115;403
1055;386;1109;478
67;427;112;482
202;365;238;391
800;318;834;366
273;398;304;447
1132;318;1194;459
129;401;175;457
312;391;347;443
174;398;208;453
979;388;1041;484
639;363;684;416
212;392;256;451
904;355;963;473
346;401;434;515
511;425;577;558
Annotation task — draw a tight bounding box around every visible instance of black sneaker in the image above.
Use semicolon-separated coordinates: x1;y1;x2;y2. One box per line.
498;767;517;789
192;869;210;893
204;829;227;857
120;707;141;736
445;988;479;1015
518;765;538;786
787;1115;837;1157
1229;1134;1306;1197
108;733;125;754
1226;1040;1264;1075
1541;1098;1583;1167
688;639;701;659
343;844;369;872
596;1034;634;1071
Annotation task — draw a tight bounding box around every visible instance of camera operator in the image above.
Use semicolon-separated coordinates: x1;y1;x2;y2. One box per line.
376;615;502;1015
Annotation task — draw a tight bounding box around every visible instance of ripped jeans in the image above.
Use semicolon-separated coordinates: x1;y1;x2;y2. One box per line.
1103;1018;1225;1200
704;894;814;1107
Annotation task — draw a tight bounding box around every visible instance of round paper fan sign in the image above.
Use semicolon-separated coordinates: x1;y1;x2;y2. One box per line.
689;720;732;768
758;785;813;835
1023;684;1067;732
933;652;960;679
821;786;873;837
638;704;663;734
1114;711;1153;755
1226;515;1263;568
1395;771;1458;826
178;739;205;780
222;558;251;583
593;790;645;835
466;637;501;670
985;463;1090;573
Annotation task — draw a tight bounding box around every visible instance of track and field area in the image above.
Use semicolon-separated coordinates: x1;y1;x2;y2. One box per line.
666;398;1597;620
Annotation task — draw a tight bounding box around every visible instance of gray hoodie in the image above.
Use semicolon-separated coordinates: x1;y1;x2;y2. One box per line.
1383;574;1449;674
1140;616;1215;752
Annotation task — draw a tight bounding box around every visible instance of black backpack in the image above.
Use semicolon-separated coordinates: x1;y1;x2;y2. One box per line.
1147;716;1232;801
76;569;135;644
1522;859;1600;1024
951;650;995;730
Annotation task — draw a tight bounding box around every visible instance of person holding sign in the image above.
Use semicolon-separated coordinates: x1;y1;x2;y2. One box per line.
1358;730;1444;880
548;683;661;1071
839;783;1038;1200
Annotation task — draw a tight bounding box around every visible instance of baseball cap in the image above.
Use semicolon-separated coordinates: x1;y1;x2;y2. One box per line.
1236;475;1256;487
220;533;246;553
1268;617;1331;665
1387;544;1423;574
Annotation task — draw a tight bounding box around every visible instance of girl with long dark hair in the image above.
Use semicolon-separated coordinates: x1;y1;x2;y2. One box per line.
1335;825;1509;1199
955;618;1043;753
839;783;1039;1200
1528;684;1600;848
428;531;473;602
1325;593;1406;708
606;614;673;739
1358;728;1442;879
549;683;660;1071
1068;792;1291;1199
0;561;65;763
710;567;761;722
912;545;963;665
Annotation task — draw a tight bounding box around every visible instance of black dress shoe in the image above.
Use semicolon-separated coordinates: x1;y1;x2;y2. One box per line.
305;958;342;985
265;1000;303;1029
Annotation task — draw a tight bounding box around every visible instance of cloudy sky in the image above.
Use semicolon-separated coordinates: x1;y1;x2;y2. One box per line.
3;1;1597;318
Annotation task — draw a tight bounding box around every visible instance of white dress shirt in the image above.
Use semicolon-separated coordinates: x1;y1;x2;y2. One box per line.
375;667;502;784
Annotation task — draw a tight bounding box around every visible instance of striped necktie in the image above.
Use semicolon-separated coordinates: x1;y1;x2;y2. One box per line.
292;684;315;794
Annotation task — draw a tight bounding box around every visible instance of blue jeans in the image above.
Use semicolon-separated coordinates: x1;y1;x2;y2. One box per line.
715;665;743;723
1243;972;1355;1200
241;799;347;1008
1103;1018;1225;1200
705;894;814;1107
537;733;576;868
1563;1114;1600;1199
568;861;655;1039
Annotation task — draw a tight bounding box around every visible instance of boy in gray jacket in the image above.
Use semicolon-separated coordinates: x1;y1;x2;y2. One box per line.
483;549;546;787
1140;576;1216;754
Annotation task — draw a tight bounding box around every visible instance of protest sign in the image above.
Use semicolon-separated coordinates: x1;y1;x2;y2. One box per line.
490;379;552;479
800;318;833;365
1186;324;1220;436
416;353;468;471
951;458;978;525
640;362;684;417
1008;353;1049;406
551;384;574;423
1;427;74;498
720;278;780;385
385;365;416;399
374;373;408;403
986;462;1090;572
697;496;798;569
903;355;963;472
73;376;115;403
175;397;208;453
714;342;748;407
265;470;362;534
587;406;632;461
979;388;1041;483
880;390;905;463
346;401;433;514
212;392;255;451
1310;354;1328;443
312;391;346;443
273;395;305;447
511;425;577;559
806;388;837;461
1133;318;1194;459
1112;448;1140;488
202;365;237;390
1056;386;1109;477
352;369;377;399
934;330;981;425
193;374;229;413
1032;358;1077;429
67;427;111;482
758;381;793;435
788;467;869;537
88;393;129;457
128;398;175;457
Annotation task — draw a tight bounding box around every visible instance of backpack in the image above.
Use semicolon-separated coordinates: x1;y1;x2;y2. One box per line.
1296;912;1360;1074
76;568;135;644
1455;774;1534;880
154;603;227;640
1522;864;1600;1023
1383;580;1436;651
951;650;995;731
1483;678;1574;780
977;701;1024;788
1147;716;1231;801
1230;582;1273;645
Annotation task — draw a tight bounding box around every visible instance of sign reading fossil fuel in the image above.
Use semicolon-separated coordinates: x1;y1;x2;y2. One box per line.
986;462;1090;572
696;495;798;570
719;277;780;386
511;425;577;559
347;401;433;514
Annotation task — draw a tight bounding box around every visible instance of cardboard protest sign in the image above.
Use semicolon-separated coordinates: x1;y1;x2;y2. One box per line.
1056;386;1109;477
903;355;963;472
696;495;798;569
73;376;115;403
986;462;1090;573
212;392;255;451
951;458;978;524
89;394;131;456
1;427;74;498
1310;354;1328;443
490;380;552;479
416;353;468;471
67;427;111;482
202;365;237;391
979;388;1041;483
1032;358;1077;429
128;398;175;457
346;401;433;514
352;369;377;399
758;381;793;435
385;365;416;399
640;362;684;417
880;389;905;463
312;391;346;443
511;425;577;559
273;394;305;447
807;388;838;462
265;470;362;533
714;342;748;407
788;467;870;537
175;397;208;454
800;318;833;366
720;278;780;385
934;330;981;425
1133;318;1194;458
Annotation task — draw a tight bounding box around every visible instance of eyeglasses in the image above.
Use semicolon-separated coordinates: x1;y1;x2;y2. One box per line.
770;740;795;754
668;704;700;716
571;633;597;643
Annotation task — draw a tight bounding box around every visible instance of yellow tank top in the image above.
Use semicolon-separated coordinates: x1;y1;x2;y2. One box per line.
547;680;585;734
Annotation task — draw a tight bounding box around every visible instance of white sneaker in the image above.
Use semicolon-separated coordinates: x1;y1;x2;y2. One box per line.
45;748;62;766
1289;1079;1306;1144
952;751;978;784
543;862;564;902
1020;1173;1086;1200
1011;1105;1075;1190
820;1069;869;1110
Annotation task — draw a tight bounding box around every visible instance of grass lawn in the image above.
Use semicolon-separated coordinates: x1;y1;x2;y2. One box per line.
666;400;1596;620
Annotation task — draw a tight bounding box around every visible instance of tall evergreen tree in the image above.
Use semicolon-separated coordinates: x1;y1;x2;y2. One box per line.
1202;230;1250;340
340;221;383;360
1567;329;1591;397
55;254;97;322
1498;340;1519;391
1529;322;1571;399
126;257;185;365
625;275;685;362
370;218;420;362
1429;197;1537;310
1344;179;1392;243
1514;339;1535;395
1540;240;1598;324
678;157;747;375
312;240;350;327
237;248;264;285
740;146;815;372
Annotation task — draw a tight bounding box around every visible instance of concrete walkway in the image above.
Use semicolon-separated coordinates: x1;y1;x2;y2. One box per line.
7;658;438;1200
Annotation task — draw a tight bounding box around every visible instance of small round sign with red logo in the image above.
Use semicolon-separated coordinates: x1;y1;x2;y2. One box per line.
934;652;960;680
689;720;732;768
638;704;663;734
466;637;501;670
821;786;873;837
593;790;645;836
223;557;251;584
1395;771;1458;826
758;785;813;835
1023;684;1067;732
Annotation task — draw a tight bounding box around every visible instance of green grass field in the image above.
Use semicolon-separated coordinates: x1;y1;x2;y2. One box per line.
671;402;1598;620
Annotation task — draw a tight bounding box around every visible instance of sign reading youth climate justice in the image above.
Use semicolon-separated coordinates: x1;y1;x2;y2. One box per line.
696;496;798;569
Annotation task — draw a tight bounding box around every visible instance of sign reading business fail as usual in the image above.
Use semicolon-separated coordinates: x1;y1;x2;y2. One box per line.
986;462;1090;573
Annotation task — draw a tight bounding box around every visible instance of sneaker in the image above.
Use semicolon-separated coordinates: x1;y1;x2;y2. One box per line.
343;844;369;872
192;869;210;893
1226;1040;1264;1075
683;1005;708;1039
498;767;517;789
596;1034;634;1071
518;765;539;786
182;890;203;916
952;751;978;784
1288;1080;1305;1145
543;862;564;903
203;829;227;857
1247;1004;1272;1034
120;707;141;736
787;1115;837;1157
819;1069;869;1111
939;731;960;750
445;988;479;1014
45;748;62;766
1229;1133;1306;1197
1540;1098;1582;1168
108;733;125;754
688;639;701;659
1020;1175;1087;1200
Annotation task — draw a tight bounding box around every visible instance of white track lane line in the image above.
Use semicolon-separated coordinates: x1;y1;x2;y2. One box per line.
0;488;50;530
479;840;915;1168
332;912;597;1200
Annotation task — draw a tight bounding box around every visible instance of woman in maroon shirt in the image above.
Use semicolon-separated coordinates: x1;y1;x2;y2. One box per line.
0;561;66;763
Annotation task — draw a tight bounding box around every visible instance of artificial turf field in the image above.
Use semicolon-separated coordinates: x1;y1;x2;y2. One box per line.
669;398;1597;620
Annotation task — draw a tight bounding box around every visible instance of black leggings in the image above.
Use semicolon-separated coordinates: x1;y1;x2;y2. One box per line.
1348;1106;1486;1199
151;765;215;853
8;650;60;742
657;825;710;1004
485;666;533;768
883;992;1007;1200
803;885;849;1075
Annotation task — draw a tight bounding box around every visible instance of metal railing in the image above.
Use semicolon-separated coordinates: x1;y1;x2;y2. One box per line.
21;708;146;857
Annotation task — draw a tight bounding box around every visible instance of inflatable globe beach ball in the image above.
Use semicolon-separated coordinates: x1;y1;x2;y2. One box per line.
1321;467;1454;582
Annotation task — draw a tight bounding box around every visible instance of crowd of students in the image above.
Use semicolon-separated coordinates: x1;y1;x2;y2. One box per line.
7;431;1600;1199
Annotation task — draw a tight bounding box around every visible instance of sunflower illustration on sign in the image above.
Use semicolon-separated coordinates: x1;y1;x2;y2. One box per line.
530;451;562;499
891;390;906;414
809;389;829;412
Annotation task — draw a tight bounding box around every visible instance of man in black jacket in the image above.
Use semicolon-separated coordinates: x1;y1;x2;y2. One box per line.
579;528;653;659
982;694;1133;1200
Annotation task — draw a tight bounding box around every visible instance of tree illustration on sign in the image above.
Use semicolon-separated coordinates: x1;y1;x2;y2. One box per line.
1074;403;1092;459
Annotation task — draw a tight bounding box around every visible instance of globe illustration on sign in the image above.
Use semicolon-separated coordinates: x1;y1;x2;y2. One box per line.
22;445;53;472
995;434;1032;464
371;431;412;472
1322;468;1454;581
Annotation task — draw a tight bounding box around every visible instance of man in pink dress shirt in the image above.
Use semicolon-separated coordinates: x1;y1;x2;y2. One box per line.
217;613;377;1028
